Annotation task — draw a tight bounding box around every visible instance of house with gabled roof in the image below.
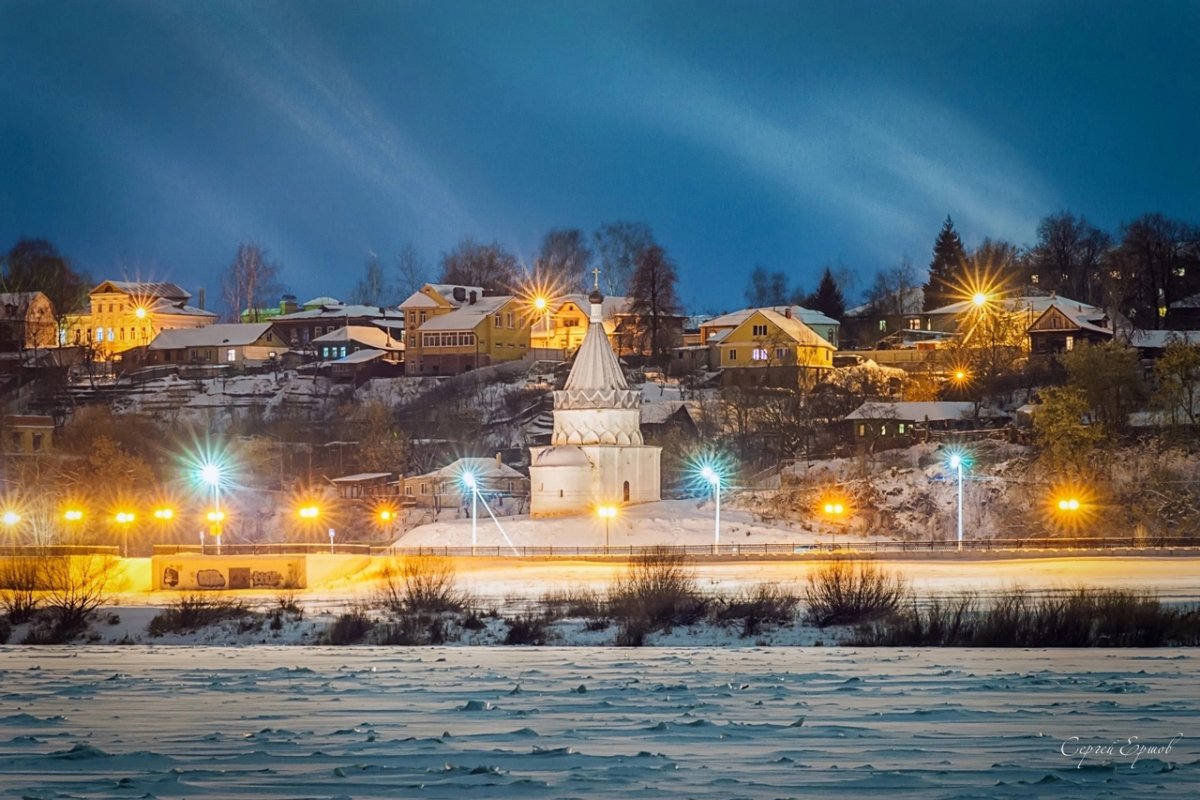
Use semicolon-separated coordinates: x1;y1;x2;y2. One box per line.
400;284;530;375
145;322;287;368
64;279;217;359
1025;300;1119;355
684;307;835;387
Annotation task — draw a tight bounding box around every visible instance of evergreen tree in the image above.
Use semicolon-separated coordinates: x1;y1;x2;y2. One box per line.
804;267;846;320
627;243;681;361
923;216;967;310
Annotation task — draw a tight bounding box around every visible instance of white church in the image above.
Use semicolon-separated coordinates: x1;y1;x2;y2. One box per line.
529;288;661;516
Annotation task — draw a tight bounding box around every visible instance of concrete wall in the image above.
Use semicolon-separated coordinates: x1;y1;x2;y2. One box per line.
149;553;373;591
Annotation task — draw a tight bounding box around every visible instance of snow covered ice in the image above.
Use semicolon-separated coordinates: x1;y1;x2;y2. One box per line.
0;647;1196;798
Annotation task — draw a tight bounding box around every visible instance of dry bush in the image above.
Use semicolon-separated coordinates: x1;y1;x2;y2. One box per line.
147;593;252;636
609;546;707;631
803;559;907;627
714;583;800;636
40;554;119;634
539;587;605;620
326;605;374;645
0;556;43;624
375;555;466;614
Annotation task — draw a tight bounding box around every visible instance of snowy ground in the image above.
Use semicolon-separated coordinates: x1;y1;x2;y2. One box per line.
0;647;1195;798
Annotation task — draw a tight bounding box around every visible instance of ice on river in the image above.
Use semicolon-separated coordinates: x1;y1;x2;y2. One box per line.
0;647;1196;798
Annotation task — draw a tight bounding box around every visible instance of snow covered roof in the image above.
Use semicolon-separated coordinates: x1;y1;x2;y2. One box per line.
146;298;217;318
399;290;443;309
926;294;1096;318
312;325;403;350
733;309;835;349
1029;301;1113;336
1126;329;1200;349
274;304;403;321
845;401;977;422
303;296;341;307
1170;292;1200;310
91;280;190;300
533;446;592;467
846;287;925;317
417;296;512;331
420;457;526;482
563;298;629;392
330;472;393;483
640;399;699;426
704;305;839;330
148;323;275;350
330;348;386;364
0;291;46;307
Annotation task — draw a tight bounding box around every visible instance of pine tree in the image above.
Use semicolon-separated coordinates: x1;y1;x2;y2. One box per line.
805;267;846;320
923;216;967;310
627;243;681;361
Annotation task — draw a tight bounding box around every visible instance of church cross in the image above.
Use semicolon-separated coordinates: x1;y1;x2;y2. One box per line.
592;267;601;290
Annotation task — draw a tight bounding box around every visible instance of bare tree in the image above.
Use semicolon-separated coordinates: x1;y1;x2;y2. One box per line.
745;265;791;306
593;221;654;296
41;553;119;634
864;259;921;316
222;243;283;322
395;244;429;301
350;254;389;306
534;228;592;291
0;238;91;358
1027;212;1111;303
627;243;681;360
439;238;521;294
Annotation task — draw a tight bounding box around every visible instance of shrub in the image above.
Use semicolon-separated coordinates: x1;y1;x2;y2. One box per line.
376;556;466;614
609;547;707;630
40;554;119;635
275;590;303;617
0;557;42;624
539;587;605;620
147;594;251;636
803;559;906;627
326;607;374;645
504;615;550;645
853;587;1196;647
714;583;800;637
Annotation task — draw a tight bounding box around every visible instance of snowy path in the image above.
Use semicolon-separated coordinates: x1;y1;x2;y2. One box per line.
0;647;1196;798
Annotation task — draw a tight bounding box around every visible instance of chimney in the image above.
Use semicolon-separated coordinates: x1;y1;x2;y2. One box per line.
281;294;298;314
495;452;501;466
197;288;206;311
469;291;477;304
784;307;792;319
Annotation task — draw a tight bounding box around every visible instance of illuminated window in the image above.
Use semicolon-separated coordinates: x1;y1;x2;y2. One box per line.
856;423;866;436
898;423;906;434
752;348;768;361
95;327;103;342
1065;335;1075;351
107;328;114;341
494;314;502;327
907;318;921;330
226;349;236;362
878;320;887;332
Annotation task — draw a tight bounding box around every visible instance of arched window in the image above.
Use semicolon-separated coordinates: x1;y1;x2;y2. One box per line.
623;481;630;502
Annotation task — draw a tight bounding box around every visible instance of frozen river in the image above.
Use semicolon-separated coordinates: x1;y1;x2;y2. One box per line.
0;647;1196;799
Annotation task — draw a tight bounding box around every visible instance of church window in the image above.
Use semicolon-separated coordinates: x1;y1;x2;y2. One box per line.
623;481;630;502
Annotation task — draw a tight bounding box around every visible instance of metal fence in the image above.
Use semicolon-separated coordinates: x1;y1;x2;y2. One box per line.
150;543;385;556
0;545;121;557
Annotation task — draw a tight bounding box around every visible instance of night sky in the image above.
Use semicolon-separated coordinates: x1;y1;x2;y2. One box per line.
1;0;1197;312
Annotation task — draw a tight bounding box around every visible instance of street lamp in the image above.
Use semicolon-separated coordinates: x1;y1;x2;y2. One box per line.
377;507;397;541
971;292;988;308
153;507;174;521
597;504;617;550
947;451;966;551
206;509;225;554
1057;497;1081;512
700;465;721;553
461;470;478;554
114;511;135;557
3;510;20;549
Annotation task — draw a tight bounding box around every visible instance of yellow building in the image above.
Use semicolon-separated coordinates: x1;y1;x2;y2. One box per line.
709;308;834;387
65;280;217;359
530;294;629;354
401;284;531;375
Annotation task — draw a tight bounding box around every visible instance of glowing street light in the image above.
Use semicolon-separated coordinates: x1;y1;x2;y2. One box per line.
63;509;84;522
700;465;722;553
377;507;397;541
822;501;845;516
206;509;225;554
114;511;135;557
461;470;478;554
135;306;147;319
1057;497;1081;512
2;510;20;527
947;450;967;551
971;292;988;308
597;504;617;549
297;505;320;520
153;507;174;521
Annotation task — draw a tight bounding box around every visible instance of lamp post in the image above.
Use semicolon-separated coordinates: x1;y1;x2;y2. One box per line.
114;511;135;558
948;453;964;551
700;465;721;553
206;509;225;554
3;510;21;550
461;471;478;554
598;505;617;550
377;508;397;542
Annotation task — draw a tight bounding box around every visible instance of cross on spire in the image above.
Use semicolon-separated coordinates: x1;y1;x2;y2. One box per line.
592;267;601;290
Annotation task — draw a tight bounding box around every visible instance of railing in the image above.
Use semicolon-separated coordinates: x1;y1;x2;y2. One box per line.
151;543;386;556
386;536;1200;558
0;545;121;556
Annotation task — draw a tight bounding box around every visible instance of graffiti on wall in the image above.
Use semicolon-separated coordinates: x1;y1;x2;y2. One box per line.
196;569;226;589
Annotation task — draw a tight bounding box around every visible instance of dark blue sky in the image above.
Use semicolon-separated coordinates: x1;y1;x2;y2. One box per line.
2;1;1197;313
